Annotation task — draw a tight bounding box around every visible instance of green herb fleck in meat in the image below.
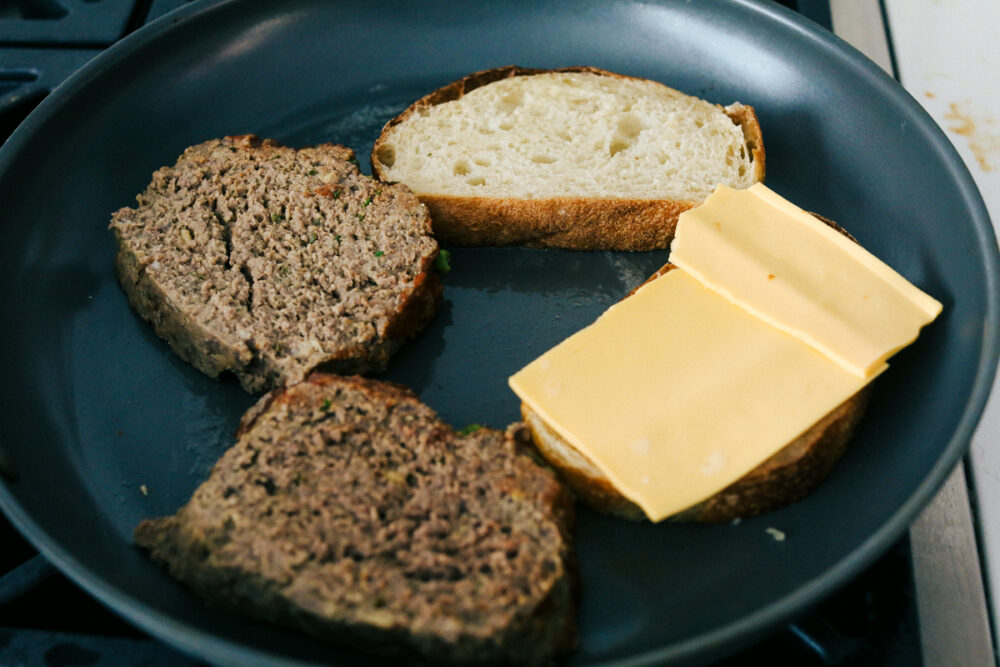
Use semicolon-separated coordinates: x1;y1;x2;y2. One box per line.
457;423;483;435
434;249;452;273
374;250;384;257
320;398;332;412
271;213;285;223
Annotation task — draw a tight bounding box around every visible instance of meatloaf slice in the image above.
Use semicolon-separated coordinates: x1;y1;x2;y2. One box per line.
134;374;577;665
110;135;441;394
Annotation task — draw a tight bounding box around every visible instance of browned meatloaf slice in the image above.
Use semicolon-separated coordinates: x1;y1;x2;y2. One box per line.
110;135;441;393
134;374;577;665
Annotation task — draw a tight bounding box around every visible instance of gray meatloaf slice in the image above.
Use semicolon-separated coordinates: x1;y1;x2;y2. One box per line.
110;135;441;394
134;373;577;665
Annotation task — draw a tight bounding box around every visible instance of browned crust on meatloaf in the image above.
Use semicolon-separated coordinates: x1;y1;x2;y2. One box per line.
111;135;441;394
134;374;577;664
519;214;872;522
371;65;766;251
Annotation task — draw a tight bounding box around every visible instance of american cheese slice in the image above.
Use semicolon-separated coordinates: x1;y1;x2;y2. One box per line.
509;270;876;521
509;183;942;521
668;183;942;378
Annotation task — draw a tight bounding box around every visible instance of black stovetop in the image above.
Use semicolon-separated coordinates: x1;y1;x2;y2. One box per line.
0;1;923;664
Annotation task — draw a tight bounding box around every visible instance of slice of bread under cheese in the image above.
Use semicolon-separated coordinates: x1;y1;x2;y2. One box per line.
372;66;764;250
510;184;942;522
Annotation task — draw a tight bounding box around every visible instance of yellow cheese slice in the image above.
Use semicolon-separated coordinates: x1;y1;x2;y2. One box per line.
509;183;942;521
509;270;875;521
668;183;942;378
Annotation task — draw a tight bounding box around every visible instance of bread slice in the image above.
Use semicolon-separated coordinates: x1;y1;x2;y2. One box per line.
371;66;765;250
135;373;577;664
110;135;441;394
518;215;872;523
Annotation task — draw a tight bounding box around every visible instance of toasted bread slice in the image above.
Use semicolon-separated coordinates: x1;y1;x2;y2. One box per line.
518;216;872;522
371;66;765;250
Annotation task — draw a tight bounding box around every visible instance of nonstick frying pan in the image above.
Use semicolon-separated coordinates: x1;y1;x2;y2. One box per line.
0;0;997;664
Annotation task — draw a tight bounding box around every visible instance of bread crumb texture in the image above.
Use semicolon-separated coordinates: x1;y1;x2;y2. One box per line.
377;71;757;200
765;526;786;542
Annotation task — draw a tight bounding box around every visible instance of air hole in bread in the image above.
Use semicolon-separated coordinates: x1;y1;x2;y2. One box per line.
725;145;737;167
467;177;486;186
375;144;396;168
498;90;523;113
453;161;470;176
499;121;514;131
531;155;556;164
609;137;631;157
616;113;643;139
473;157;491;167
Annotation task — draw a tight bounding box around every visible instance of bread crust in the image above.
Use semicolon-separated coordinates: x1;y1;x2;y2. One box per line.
420;195;693;250
519;215;872;522
371;66;766;251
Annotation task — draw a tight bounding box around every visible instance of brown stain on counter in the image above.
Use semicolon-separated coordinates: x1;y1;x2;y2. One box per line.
942;100;999;172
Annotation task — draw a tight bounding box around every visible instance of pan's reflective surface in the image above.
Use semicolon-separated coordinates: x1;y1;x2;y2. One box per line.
0;0;996;664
